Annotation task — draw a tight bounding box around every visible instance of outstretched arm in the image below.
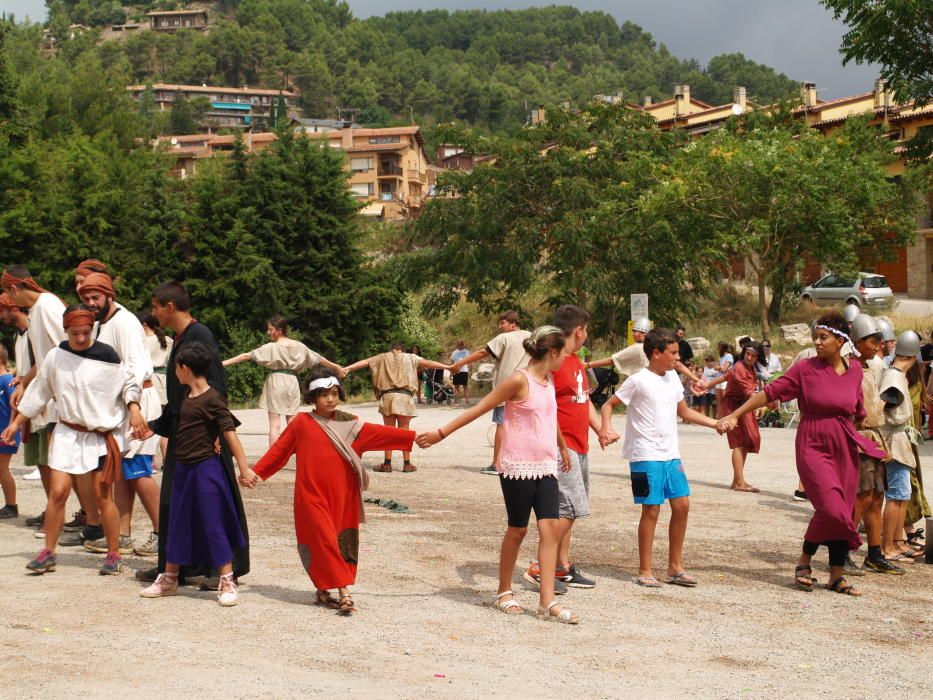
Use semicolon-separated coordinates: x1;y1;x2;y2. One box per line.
417;358;451;371
416;374;522;447
677;400;720;430
252;417;299;481
223;352;253;367
586;356;615;369
451;348;489;374
317;356;347;378
343;356;375;373
718;390;770;432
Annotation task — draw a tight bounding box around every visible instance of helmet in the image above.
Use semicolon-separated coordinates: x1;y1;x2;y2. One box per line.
843;304;860;324
850;314;881;342
632;317;651;334
896;330;921;357
875;317;895;342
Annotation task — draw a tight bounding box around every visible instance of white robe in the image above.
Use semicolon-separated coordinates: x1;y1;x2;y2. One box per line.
95;304;161;457
26;292;66;429
18;346;139;474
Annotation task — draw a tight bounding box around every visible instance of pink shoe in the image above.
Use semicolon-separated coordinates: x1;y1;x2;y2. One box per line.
140;573;178;598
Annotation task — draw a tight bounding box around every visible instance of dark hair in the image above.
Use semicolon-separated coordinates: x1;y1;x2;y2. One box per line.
738;336;753;348
498;310;521;326
643;328;678;359
174;341;214;377
739;342;761;363
267;316;288;336
409;344;421;354
522;327;565;360
676;324;686;332
304;366;346;404
704;355;715;362
907;361;923;387
717;341;734;357
63;302;93;316
554;305;590;335
815;311;848;338
390;341;405;351
139;312;168;350
4;265;31;280
152;281;191;311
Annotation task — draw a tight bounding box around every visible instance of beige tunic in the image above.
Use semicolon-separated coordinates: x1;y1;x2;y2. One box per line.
858;361;886;453
879;368;917;468
611;343;648;379
369;351;420;417
251;338;321;415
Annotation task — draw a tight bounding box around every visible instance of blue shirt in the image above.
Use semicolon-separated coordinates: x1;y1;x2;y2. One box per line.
0;373;19;448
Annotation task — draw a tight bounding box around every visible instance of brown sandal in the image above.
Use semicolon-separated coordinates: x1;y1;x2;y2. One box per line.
337;594;356;615
315;589;339;609
826;576;861;597
374;461;392;473
402;462;417;472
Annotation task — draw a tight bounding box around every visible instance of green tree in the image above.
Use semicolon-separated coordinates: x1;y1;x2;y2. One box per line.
822;0;933;107
647;114;922;335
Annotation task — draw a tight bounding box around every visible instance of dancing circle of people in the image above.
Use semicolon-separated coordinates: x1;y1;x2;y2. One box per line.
0;261;928;622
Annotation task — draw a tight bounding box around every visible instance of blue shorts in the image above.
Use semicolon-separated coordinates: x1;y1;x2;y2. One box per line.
630;459;690;505
492;405;505;425
885;461;912;501
122;454;154;480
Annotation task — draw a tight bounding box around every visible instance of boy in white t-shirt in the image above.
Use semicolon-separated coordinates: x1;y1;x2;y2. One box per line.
598;328;722;588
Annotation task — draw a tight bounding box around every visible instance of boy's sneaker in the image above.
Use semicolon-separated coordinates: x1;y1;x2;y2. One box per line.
480;465;498;476
140;573;178;598
843;556;865;577
25;511;45;527
557;563;596;589
863;557;906;575
0;504;18;519
793;490;808;502
62;510;86;532
26;548;56;574
134;532;159;557
218;574;239;607
522;561;567;595
59;524;103;547
84;534;134;555
22;468;41;480
34;526;45;539
99;553;124;576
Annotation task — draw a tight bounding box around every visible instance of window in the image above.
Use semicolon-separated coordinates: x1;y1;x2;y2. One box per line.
815;275;837;288
350;157;373;172
350;183;374;197
369;136;400;144
861;276;888;289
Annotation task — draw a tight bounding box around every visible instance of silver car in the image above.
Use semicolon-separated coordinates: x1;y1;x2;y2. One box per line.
801;272;895;309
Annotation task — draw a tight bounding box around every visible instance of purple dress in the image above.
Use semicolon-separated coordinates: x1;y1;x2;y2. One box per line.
764;358;885;550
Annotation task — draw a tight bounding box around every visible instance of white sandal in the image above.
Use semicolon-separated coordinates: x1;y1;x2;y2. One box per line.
494;590;524;615
536;600;579;625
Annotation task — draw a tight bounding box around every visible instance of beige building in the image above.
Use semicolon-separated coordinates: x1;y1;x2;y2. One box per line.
306;126;430;221
147;9;209;32
155;132;279;179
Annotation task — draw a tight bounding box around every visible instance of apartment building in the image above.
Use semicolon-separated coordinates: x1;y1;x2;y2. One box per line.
127;83;294;131
155;132;279;179
147;9;209;32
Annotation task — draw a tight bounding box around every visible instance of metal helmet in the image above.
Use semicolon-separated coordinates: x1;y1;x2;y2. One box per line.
843;304;860;324
632;317;651;334
875;317;896;342
850;314;881;342
895;330;921;357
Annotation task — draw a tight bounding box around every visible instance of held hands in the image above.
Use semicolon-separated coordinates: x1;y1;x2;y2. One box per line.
449;360;463;375
716;416;738;434
0;426;16;445
415;430;443;448
128;405;152;441
689;380;708;397
597;429;620;450
238;467;259;489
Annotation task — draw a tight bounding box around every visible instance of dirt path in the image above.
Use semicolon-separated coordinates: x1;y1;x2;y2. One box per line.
1;404;930;698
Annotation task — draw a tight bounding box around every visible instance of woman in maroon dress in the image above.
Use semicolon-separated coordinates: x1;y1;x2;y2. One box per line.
709;344;762;492
719;313;885;597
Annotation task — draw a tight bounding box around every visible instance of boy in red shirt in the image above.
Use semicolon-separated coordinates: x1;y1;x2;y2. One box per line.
524;305;619;589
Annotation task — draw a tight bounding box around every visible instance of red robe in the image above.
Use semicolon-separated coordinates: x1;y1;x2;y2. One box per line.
252;412;414;590
721;361;761;453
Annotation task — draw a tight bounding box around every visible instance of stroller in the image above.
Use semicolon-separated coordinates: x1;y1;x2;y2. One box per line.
425;368;455;405
589;367;619;408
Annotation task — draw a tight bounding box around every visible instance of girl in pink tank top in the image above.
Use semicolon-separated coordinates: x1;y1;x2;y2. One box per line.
416;326;580;625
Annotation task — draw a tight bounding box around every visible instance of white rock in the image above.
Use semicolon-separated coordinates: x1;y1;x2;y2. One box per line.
687;337;710;354
781;323;812;346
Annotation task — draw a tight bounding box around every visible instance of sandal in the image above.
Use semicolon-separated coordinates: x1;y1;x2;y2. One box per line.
536;600;579;625
795;564;817;591
374;460;392;473
494;590;523;615
826;576;861;597
633;576;662;588
402;462;417;473
315;589;339;609
886;552;917;563
906;529;925;546
337;594;356;615
730;484;760;493
665;571;698;587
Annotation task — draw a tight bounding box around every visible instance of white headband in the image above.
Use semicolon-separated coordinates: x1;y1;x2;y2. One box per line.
815;324;861;358
308;376;340;392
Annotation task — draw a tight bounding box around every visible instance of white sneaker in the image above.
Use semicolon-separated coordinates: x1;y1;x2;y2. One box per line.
218;574;239;607
22;469;41;481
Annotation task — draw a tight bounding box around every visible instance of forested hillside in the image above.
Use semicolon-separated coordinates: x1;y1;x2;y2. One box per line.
23;1;799;132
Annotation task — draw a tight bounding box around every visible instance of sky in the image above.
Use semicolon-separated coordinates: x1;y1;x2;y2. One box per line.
1;0;880;99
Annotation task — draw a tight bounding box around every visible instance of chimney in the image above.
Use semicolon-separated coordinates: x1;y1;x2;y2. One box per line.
341;126;353;150
800;82;817;107
873;78;888;110
674;85;690;116
643;95;653;108
733;86;747;111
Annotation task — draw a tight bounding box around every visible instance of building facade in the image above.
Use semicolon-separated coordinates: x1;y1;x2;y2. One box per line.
147;10;209;32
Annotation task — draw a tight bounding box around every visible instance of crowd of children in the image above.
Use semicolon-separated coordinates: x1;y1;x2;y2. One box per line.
0;260;929;622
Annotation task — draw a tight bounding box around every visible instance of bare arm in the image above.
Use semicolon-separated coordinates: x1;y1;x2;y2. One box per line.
317;356;346;378
674;361;700;383
557;422;572;472
586;356;615;369
416;374;523;446
598;394;622;437
451;348;489;373
343;356;376;373
417;358;451;371
718;390;771;431
224;429;258;488
222;352;252;367
677;400;720;429
10;364;37;408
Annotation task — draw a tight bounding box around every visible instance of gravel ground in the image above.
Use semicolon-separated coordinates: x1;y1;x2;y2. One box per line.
1;403;930;698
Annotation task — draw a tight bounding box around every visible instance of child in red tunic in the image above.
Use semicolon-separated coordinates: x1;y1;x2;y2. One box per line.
251;368;414;614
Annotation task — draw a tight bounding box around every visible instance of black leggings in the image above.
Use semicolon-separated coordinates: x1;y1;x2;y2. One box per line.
499;475;559;528
803;539;848;567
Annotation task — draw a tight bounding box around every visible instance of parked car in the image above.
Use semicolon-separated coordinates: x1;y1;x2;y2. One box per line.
800;273;895;309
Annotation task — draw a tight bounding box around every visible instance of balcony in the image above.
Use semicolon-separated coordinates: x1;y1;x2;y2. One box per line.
378;161;403;178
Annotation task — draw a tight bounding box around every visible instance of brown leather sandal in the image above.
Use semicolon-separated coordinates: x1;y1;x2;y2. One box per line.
374;460;392;473
315;589;339;609
337;595;356;615
402;462;417;472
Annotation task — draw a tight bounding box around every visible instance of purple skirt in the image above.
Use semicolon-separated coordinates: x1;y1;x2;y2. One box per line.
166;455;246;569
